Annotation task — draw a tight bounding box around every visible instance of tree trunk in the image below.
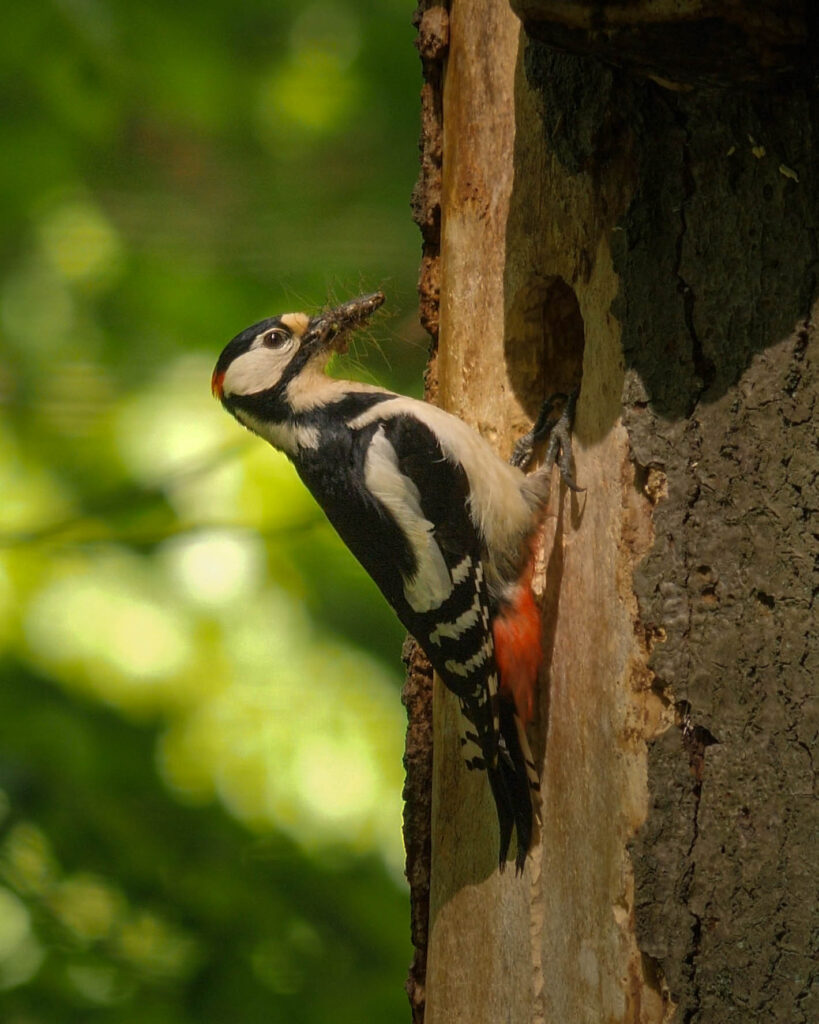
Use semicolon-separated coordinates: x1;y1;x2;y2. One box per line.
406;2;817;1022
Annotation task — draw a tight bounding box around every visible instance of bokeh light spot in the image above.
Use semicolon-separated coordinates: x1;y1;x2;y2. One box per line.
158;590;405;867
0;887;44;991
294;734;377;824
1;824;58;897
38;199;123;289
291;3;362;69
0;887;32;961
64;963;131;1006
160;529;264;608
47;874;123;944
261;54;361;136
257;4;362;140
115;911;200;979
0;432;74;535
116;355;229;482
1;261;75;350
25;556;194;704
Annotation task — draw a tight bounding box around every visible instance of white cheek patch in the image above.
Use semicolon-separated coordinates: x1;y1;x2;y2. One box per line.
222;346;294;396
234;407;319;454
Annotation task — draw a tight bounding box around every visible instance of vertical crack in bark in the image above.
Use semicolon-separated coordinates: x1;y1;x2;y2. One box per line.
676;420;708;1021
405;5;448;1020
673;109;715;416
412;1;448;361
677;703;719;1023
402;639;434;1024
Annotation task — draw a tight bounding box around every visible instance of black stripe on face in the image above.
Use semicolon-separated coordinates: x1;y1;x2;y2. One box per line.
231;387;398;439
220;332;318;421
331;391;397;422
213;316;285;381
228;384;291;424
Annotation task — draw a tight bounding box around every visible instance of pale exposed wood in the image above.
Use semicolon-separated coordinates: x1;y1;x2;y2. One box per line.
425;2;665;1021
427;2;534;1019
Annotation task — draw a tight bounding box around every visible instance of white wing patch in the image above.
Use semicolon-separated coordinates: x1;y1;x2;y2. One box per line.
429;593;481;646
364;426;453;614
444;636;493;678
451;555;472;585
348;396;535;588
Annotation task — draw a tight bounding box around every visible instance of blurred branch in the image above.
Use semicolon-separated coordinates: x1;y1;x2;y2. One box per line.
0;442;322;550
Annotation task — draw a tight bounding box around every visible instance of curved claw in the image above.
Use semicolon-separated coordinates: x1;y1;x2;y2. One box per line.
511;389;584;493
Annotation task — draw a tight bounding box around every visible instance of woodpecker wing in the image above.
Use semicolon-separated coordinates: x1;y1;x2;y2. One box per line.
367;415;500;729
359;414;542;863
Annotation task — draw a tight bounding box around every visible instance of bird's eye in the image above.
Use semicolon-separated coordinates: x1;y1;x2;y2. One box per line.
261;328;290;349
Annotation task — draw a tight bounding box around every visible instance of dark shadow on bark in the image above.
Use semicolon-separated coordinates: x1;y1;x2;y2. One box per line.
515;41;818;424
509;33;818;1023
504;274;585;419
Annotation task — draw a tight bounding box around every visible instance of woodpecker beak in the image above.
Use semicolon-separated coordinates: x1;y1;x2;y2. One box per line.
305;291;385;354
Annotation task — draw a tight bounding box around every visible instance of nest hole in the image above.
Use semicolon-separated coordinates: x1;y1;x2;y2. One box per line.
504;275;585;418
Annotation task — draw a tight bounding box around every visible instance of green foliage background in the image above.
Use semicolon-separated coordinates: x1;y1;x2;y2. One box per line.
0;2;425;1020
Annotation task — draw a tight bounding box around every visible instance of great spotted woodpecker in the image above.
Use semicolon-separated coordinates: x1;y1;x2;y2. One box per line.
211;292;580;871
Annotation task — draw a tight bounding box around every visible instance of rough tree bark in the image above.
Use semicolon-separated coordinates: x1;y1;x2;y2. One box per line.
405;2;817;1023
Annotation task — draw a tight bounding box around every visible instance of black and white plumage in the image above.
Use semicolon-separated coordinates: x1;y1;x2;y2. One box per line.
211;292;580;870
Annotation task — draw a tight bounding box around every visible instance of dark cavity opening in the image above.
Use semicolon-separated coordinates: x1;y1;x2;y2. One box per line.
504;275;585;418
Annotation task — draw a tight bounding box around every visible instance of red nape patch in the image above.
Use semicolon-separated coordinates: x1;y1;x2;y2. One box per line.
493;584;542;725
211;369;225;399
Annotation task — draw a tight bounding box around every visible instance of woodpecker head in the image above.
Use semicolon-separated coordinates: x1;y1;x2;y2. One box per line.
211;291;385;407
